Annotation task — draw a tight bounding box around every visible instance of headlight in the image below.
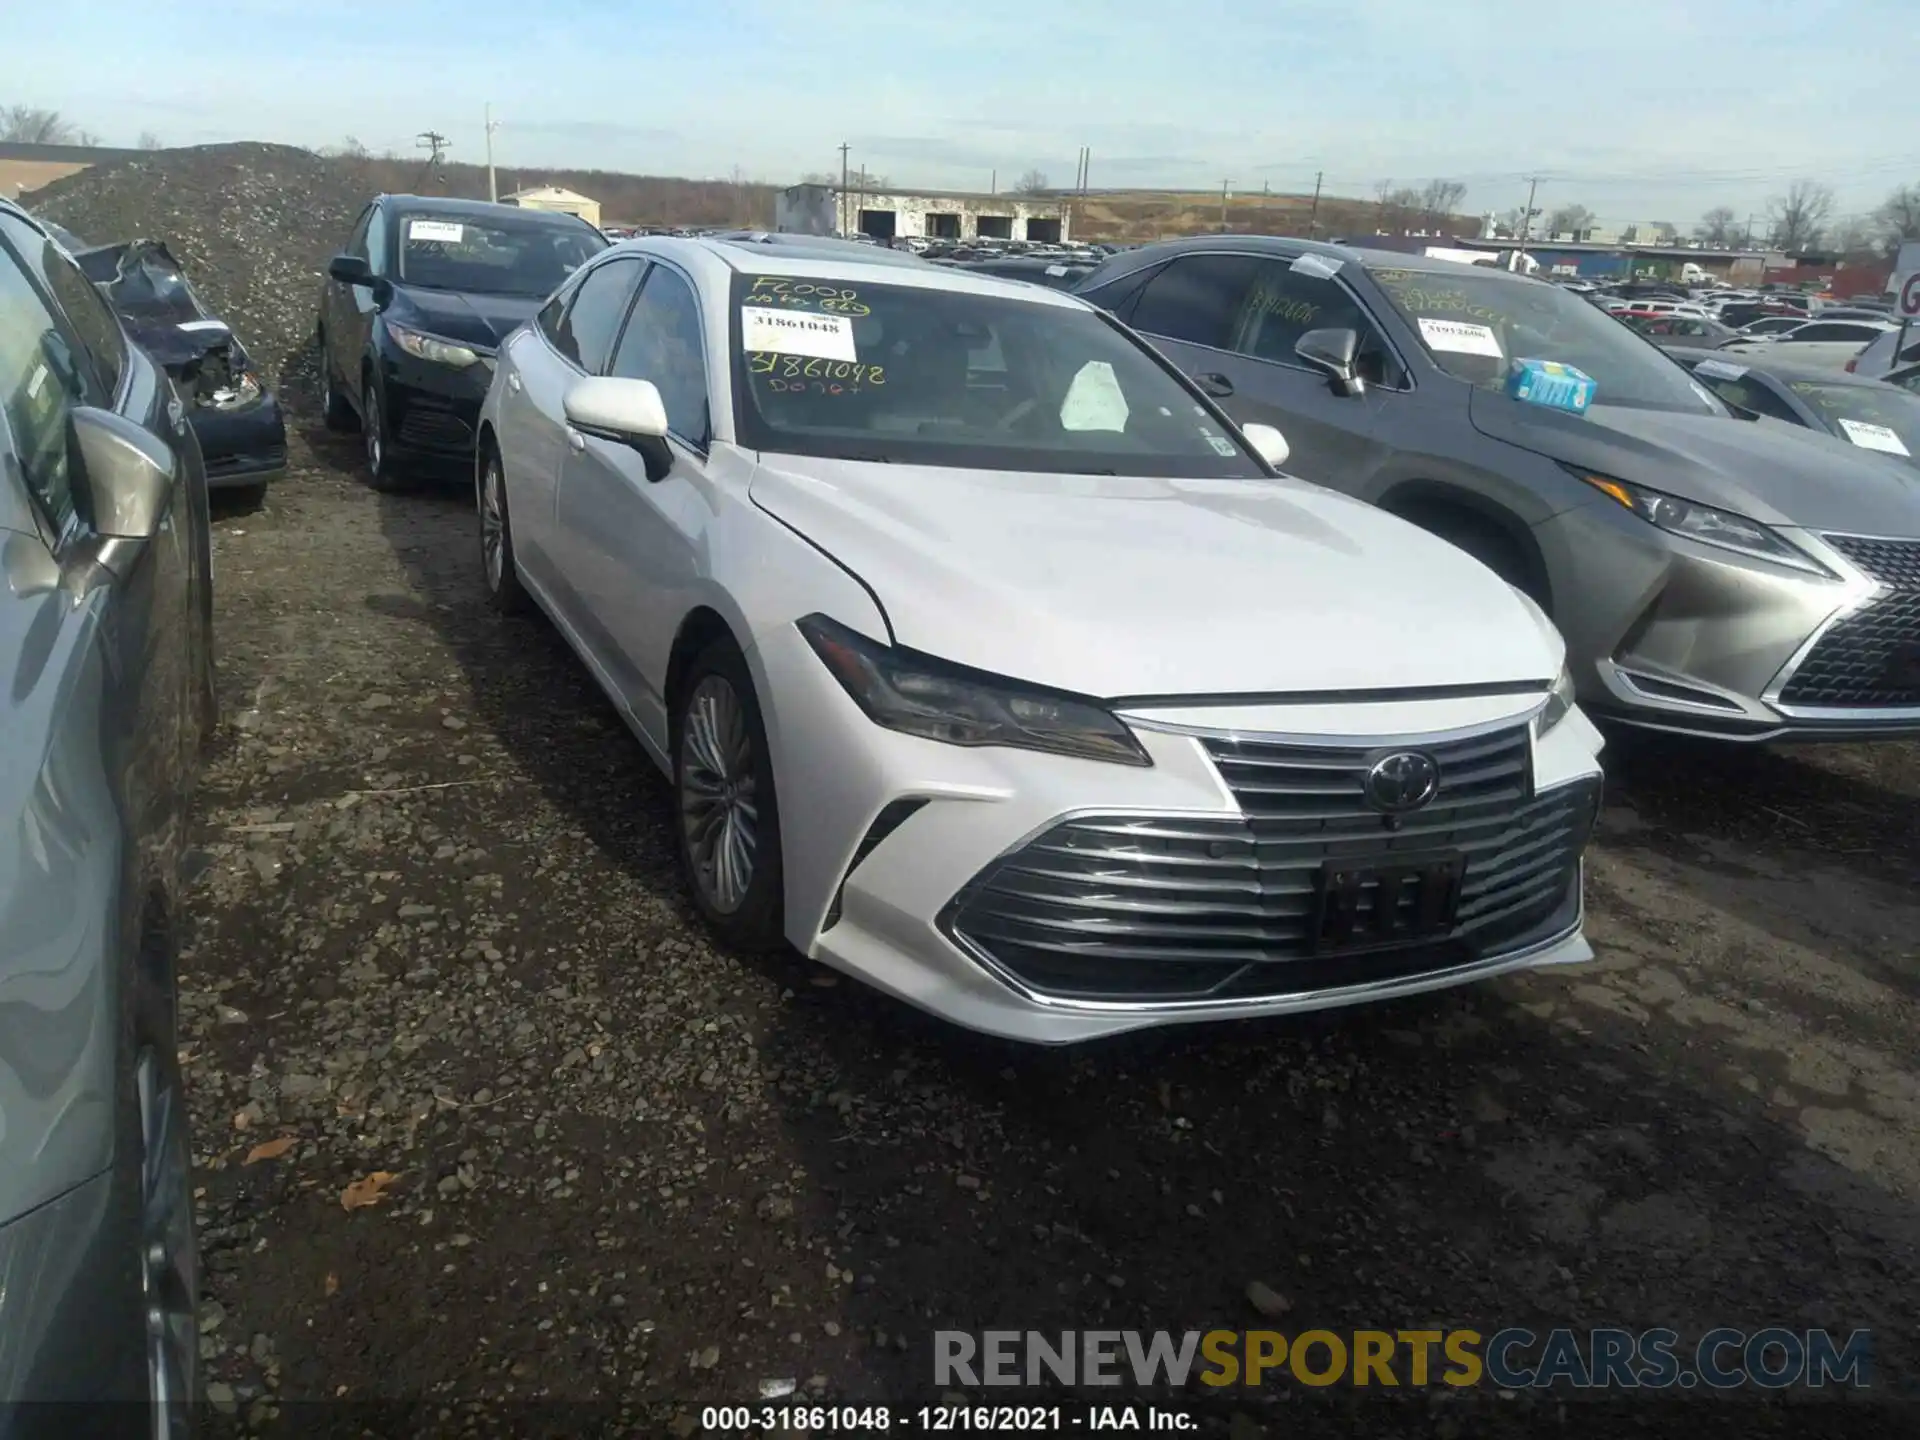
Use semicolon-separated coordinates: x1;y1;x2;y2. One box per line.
1535;662;1576;738
388;323;482;368
797;614;1152;767
1563;466;1832;576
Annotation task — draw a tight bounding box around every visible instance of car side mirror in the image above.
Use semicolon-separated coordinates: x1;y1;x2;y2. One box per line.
70;407;176;563
1240;422;1290;470
564;376;674;481
329;253;392;308
1295;327;1365;396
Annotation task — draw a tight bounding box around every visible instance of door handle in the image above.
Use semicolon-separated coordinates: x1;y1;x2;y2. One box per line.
507;372;522;393
567;428;585;452
1197;372;1235;398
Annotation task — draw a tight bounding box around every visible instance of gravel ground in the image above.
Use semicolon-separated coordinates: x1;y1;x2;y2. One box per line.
175;406;1920;1439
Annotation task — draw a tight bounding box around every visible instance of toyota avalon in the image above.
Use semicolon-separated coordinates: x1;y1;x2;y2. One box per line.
473;235;1605;1043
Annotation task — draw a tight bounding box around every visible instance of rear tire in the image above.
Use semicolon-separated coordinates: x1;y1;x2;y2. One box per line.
672;639;786;951
479;446;531;616
318;331;355;432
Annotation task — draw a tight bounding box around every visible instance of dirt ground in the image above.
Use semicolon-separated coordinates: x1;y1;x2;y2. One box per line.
180;403;1920;1439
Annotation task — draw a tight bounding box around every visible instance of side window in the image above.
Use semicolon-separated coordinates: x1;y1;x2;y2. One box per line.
345;204;374;260
1705;377;1799;423
39;239;126;399
551;257;645;371
363;207;390;278
1129;254;1265;349
1077;261;1164;323
0;235;86;534
1228;260;1405;388
609;265;711;446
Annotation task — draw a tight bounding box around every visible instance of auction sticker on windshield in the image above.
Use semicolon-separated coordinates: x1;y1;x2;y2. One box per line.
1417;317;1504;357
743;306;857;361
1837;417;1912;456
407;220;465;242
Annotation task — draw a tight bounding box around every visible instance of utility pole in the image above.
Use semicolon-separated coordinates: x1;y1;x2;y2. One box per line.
483;105;500;202
838;142;850;236
1308;170;1324;239
1220;178;1231;232
1514;176;1539;271
990;168;996;196
415;131;450;191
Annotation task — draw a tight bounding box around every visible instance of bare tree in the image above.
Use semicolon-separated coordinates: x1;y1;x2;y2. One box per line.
1013;169;1050;195
1547;203;1594;237
1827;215;1878;257
1875;183;1920;251
322;135;370;159
1620;225;1639;243
1767;179;1834;252
1418;178;1467;230
799;171;836;185
1695;205;1738;245
0;105;90;144
1374;185;1422;232
1650;221;1678;243
136;130;163;150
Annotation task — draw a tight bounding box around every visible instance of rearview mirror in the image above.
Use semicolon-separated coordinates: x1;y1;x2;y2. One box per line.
71;407;175;559
1241;422;1290;470
1295;327;1365;396
564;376;674;481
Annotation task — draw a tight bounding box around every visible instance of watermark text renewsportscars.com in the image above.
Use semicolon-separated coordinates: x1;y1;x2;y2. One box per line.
935;1328;1872;1390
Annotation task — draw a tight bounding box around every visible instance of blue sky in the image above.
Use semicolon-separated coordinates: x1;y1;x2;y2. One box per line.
9;0;1919;227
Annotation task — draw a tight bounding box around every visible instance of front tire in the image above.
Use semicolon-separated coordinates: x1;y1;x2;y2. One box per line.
362;380;409;492
479;446;531;615
673;640;785;950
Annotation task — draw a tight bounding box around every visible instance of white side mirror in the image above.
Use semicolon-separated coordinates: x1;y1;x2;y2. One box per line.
564;376;674;480
564;376;668;441
1241;422;1290;470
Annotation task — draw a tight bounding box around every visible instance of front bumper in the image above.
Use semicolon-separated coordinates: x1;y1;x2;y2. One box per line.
0;1170;143;1413
189;392;287;490
377;350;494;463
755;628;1605;1044
1535;499;1920;742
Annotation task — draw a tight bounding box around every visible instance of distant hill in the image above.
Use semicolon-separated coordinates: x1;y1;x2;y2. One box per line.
1065;190;1478;244
336;153;779;229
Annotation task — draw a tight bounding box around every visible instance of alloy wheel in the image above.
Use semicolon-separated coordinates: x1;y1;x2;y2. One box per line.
137;1047;197;1438
680;675;758;914
481;455;506;591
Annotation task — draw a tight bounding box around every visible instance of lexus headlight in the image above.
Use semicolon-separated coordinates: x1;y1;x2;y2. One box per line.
1564;467;1832;576
797;614;1152;767
388;323;482;368
204;370;263;409
1535;662;1576;738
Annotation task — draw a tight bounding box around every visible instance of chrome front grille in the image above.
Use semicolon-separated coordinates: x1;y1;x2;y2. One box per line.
1779;536;1920;708
944;724;1598;1004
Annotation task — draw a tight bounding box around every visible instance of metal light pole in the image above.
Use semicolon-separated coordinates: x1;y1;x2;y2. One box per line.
1514;176;1539;270
484;104;500;202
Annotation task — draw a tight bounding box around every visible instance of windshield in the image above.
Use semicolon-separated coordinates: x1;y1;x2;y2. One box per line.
1370;266;1722;415
1787;380;1920;462
728;274;1267;477
396;214;606;296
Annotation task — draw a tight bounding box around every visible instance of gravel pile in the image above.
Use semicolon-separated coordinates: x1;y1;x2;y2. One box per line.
30;142;371;392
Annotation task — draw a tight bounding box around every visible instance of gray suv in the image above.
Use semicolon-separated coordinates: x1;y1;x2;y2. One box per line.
1078;237;1920;741
0;198;213;1430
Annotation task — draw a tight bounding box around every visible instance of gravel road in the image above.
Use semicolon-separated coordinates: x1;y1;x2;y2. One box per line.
181;406;1920;1438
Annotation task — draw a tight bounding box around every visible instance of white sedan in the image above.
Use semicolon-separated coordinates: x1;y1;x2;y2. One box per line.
474;236;1606;1042
1721;317;1897;370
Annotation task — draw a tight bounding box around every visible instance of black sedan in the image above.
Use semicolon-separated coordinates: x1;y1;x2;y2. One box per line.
66;234;288;498
930;254;1099;289
1668;345;1920;469
316;194;607;489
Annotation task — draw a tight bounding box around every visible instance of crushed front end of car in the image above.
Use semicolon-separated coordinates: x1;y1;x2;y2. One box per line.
74;238;288;491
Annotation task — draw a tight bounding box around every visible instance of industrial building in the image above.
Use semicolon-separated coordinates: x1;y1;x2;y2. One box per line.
774;183;1071;244
503;185;602;228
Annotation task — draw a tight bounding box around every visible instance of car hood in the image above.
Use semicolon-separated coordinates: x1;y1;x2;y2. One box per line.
389;288;543;350
747;455;1561;699
1468;389;1920;535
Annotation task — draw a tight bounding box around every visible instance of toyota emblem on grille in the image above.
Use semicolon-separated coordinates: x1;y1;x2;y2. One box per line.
1364;751;1441;813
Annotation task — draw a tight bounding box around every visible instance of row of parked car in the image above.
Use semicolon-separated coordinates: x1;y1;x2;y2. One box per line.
4;189;1918;1416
